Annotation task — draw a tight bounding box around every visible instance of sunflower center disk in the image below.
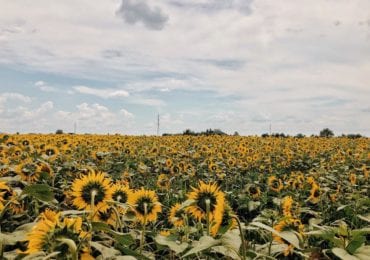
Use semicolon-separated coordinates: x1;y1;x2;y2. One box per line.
136;197;154;215
113;191;127;203
197;192;217;213
81;182;106;205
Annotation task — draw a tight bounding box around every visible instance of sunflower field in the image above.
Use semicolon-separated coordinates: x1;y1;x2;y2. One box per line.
0;133;369;259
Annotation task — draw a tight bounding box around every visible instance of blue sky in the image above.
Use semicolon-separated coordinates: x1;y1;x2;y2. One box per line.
0;0;369;135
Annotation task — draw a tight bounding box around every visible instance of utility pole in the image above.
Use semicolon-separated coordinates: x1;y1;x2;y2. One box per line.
157;114;160;136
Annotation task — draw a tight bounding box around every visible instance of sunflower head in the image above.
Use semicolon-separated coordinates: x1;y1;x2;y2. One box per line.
268;176;283;193
93;207;118;227
281;196;295;217
246;184;261;199
349;173;356;185
169;203;185;227
71;171;113;213
157;174;170;190
308;184;321;204
42;145;59;161
23;209;89;256
15;159;41;182
128;188;162;224
186;181;225;222
273;217;304;246
210;203;237;237
111;183;131;204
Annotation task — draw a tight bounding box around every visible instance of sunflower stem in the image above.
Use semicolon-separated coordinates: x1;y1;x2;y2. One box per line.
205;199;211;236
90;189;97;221
111;205;123;232
233;215;247;260
57;238;78;260
140;202;148;255
183;214;189;243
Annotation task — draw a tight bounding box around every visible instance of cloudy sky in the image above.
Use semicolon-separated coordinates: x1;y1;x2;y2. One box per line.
0;0;369;135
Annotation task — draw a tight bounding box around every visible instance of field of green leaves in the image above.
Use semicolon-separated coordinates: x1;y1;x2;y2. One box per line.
0;134;369;259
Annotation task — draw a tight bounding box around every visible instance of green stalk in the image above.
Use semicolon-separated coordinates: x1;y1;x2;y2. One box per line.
205;199;211;236
90;189;97;221
57;238;78;260
140;202;148;255
233;216;247;260
111;205;123;232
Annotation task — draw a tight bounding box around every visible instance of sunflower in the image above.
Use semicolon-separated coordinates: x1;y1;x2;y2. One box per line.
169;203;185;227
0;181;23;214
308;184;320;204
226;157;236;167
14;159;41;182
93;207;118;227
184;164;195;177
23;209;59;254
124;147;133;156
71;171;113;213
23;209;89;256
36;161;54;179
21;139;30;147
120;171;132;184
208;162;218;172
268;176;283;193
282;196;293;217
171;165;181;175
210;203;237;237
349;173;356;185
306;176;316;185
42;145;59;161
160;230;171;237
111;183;131;204
273;217;304;256
246;184;261;199
178;161;186;171
157;174;170;190
165;158;173;168
128;188;162;224
363;166;369;180
0;181;12;210
186;181;225;223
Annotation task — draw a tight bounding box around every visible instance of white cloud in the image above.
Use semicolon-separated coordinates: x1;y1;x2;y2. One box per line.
0;92;31;103
35;81;58;92
0;100;54;133
127;97;165;107
55;103;135;133
73;86;130;99
0;0;369;134
34;81;45;87
120;108;134;118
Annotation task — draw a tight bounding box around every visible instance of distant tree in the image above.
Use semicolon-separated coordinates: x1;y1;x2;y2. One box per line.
212;129;227;135
261;133;269;137
295;133;305;138
344;134;362;139
233;131;240;136
319;128;334;137
183;129;196;135
55;129;64;134
195;128;227;136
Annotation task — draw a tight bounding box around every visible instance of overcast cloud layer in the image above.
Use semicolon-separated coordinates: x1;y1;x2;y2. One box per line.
0;0;369;135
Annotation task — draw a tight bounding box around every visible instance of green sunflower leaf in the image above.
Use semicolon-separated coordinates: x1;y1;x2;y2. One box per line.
22;184;54;202
249;222;301;249
155;234;189;254
183;235;220;257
